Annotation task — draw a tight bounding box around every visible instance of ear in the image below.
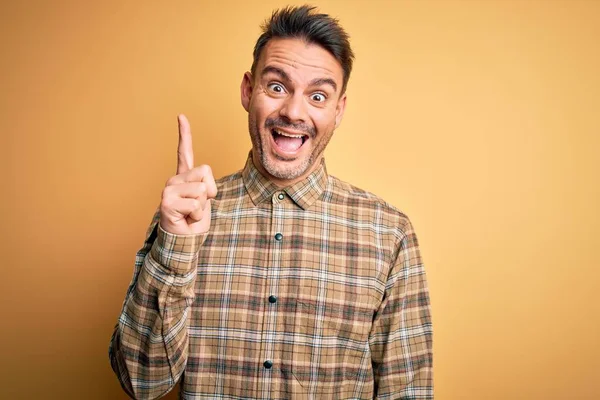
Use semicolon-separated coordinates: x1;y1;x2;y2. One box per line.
241;71;253;112
334;92;347;130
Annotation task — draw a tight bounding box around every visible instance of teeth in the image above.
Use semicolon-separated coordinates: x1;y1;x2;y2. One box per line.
274;129;304;139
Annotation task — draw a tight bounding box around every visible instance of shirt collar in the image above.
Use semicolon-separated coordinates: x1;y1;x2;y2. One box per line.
242;152;328;210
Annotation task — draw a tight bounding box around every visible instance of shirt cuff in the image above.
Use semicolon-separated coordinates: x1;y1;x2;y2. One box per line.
149;224;207;275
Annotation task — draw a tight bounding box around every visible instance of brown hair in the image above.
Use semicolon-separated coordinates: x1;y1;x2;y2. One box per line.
251;5;355;93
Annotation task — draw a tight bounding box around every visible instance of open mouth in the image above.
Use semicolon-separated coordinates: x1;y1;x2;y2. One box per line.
271;128;309;153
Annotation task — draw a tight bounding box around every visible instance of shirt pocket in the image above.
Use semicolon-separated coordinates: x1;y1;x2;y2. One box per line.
290;299;372;395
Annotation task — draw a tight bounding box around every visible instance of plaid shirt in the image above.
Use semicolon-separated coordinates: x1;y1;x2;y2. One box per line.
109;155;433;399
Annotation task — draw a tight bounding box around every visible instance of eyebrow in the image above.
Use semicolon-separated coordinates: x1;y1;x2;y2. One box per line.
261;66;291;83
308;77;337;92
261;65;338;93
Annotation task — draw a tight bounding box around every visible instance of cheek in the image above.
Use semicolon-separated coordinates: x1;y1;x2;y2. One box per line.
251;94;280;122
312;108;337;133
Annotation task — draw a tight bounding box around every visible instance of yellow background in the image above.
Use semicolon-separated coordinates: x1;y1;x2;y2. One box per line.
1;0;598;399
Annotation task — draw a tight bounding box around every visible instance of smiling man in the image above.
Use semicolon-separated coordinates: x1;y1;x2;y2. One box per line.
244;37;345;185
109;5;433;399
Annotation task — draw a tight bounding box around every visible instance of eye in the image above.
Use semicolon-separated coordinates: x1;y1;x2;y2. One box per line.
267;83;286;94
310;93;326;103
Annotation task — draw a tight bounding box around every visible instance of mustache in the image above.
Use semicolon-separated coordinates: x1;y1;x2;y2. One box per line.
265;118;316;138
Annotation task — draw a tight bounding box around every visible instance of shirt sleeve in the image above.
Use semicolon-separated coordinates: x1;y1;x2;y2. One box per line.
108;209;207;399
369;219;434;399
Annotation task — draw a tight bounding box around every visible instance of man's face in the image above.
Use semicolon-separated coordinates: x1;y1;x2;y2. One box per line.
241;38;347;185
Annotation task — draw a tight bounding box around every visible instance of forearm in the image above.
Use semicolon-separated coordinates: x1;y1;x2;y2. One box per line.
371;306;433;399
110;224;204;399
371;222;433;399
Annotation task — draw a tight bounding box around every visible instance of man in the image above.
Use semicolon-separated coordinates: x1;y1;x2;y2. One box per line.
109;5;433;399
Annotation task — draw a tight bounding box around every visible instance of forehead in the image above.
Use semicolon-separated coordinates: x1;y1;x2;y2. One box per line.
257;38;343;88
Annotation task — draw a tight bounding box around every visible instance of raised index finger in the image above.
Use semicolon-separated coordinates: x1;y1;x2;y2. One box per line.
177;114;194;175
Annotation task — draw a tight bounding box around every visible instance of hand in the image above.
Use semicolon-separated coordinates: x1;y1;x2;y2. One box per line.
159;114;217;235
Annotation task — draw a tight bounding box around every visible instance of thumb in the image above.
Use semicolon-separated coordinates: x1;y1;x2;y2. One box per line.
177;114;194;174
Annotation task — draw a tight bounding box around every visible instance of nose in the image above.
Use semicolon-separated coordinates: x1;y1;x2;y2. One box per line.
279;92;307;123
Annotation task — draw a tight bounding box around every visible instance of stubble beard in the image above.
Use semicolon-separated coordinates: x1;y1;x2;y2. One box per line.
248;115;334;181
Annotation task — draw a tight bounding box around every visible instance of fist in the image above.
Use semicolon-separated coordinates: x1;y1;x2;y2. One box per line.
159;114;217;235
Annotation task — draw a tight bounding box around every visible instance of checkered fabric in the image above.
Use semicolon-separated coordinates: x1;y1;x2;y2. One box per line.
109;155;433;399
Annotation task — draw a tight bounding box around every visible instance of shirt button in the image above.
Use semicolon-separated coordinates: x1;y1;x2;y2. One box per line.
277;193;285;200
274;233;283;241
263;360;273;369
268;295;277;304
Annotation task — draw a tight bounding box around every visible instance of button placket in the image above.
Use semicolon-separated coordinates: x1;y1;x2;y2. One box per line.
262;190;285;389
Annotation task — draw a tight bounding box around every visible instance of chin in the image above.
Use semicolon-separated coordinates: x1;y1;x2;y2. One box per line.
262;150;312;181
